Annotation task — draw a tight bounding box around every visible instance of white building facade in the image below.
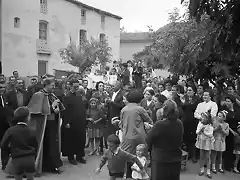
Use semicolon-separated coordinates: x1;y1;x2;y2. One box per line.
1;0;121;77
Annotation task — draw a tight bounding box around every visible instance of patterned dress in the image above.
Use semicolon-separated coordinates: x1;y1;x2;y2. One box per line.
86;108;104;139
195;122;214;151
212;121;229;152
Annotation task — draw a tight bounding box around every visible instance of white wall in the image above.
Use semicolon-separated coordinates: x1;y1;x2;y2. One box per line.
2;0;120;77
120;41;151;62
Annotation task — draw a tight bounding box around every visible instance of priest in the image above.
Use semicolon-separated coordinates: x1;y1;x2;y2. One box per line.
27;76;64;176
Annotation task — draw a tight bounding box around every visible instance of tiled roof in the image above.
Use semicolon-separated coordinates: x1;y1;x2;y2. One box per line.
65;0;122;20
120;32;152;43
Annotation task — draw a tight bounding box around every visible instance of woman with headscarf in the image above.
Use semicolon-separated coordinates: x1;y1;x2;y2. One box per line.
146;99;184;180
120;89;153;178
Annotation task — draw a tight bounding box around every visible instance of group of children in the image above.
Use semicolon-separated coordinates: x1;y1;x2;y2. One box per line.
195;110;240;179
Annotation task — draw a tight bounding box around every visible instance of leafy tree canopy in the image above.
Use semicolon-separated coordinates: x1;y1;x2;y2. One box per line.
59;36;112;74
134;1;240;83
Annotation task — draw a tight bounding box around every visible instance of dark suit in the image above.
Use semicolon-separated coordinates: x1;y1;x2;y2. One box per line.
0;94;10;169
5;89;30;124
83;88;92;101
107;89;124;132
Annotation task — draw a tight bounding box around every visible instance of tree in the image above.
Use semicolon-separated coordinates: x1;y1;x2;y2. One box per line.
183;0;240;78
134;5;240;83
59;36;112;74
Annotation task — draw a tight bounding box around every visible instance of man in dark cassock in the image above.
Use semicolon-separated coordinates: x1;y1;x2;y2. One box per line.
61;79;87;165
27;77;64;175
0;83;10;170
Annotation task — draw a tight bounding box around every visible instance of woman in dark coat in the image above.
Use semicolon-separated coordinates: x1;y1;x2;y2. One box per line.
146;99;183;180
182;85;199;163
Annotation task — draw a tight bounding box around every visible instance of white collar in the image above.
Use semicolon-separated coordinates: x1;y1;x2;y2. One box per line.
112;147;120;155
17;122;27;126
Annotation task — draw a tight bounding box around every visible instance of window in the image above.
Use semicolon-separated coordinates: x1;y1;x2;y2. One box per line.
40;0;47;14
79;29;87;45
38;60;47;76
40;0;47;5
101;15;105;29
39;21;48;40
81;9;86;25
14;17;20;28
81;9;86;18
100;33;105;43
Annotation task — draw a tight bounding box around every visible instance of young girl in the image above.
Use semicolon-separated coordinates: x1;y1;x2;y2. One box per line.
233;123;240;173
1;107;38;180
195;111;214;178
211;110;229;173
131;144;149;180
86;98;104;156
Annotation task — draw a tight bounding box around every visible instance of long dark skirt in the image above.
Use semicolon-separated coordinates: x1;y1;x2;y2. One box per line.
42;120;62;171
151;161;181;180
223;133;235;170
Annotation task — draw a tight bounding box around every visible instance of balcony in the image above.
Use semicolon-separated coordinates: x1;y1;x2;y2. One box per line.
40;4;48;14
81;18;86;25
36;39;51;55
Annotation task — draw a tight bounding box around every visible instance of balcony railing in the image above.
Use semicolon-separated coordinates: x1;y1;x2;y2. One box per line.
40;4;48;14
36;39;51;54
81;18;86;25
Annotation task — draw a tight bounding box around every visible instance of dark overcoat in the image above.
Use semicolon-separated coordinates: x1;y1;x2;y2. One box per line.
61;91;86;157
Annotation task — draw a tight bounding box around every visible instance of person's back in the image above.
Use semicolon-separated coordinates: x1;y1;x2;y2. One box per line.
150;119;183;162
1;123;37;159
121;104;148;140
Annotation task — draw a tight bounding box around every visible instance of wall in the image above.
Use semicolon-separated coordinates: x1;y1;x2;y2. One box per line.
120;41;151;62
2;0;120;77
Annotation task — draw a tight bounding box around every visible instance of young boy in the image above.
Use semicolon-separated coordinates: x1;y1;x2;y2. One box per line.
1;107;38;180
96;134;144;180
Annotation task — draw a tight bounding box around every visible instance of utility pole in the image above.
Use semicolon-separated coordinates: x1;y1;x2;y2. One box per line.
0;0;2;74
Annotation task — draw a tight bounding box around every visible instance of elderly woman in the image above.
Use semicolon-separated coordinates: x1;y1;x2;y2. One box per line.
120;89;153;178
146;99;183;180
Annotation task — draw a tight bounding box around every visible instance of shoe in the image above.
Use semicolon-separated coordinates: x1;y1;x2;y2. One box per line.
69;159;78;165
1;166;6;171
207;173;212;179
198;171;204;176
212;169;217;174
218;169;224;173
34;173;41;177
52;168;61;174
77;158;86;164
233;168;240;174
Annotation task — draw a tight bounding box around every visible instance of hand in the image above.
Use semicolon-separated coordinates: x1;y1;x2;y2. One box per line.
95;168;101;174
233;131;238;136
144;122;152;130
65;123;70;128
88;118;93;122
54;107;60;114
52;100;59;108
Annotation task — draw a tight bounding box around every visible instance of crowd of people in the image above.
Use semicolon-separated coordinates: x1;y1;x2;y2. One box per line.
0;62;240;180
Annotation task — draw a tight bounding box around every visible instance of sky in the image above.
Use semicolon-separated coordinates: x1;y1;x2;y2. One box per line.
80;0;184;32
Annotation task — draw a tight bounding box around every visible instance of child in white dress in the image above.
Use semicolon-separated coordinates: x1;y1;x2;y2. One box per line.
195;111;214;178
211;110;229;173
131;144;149;180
